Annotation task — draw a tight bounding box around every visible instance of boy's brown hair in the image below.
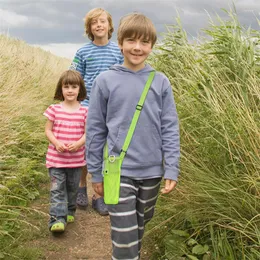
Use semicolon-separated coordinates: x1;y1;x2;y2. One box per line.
117;13;157;47
84;8;114;41
54;70;87;101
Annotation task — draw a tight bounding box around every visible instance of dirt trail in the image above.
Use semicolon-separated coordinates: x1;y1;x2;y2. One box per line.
32;175;112;260
31;175;151;260
45;209;111;259
44;209;111;260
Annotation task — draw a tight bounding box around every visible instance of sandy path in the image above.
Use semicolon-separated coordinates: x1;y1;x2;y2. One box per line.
32;175;112;260
30;175;151;260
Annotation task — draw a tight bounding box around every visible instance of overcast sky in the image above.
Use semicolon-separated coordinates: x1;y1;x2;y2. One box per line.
0;0;259;59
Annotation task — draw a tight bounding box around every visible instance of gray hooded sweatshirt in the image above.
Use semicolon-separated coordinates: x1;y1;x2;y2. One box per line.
86;64;180;183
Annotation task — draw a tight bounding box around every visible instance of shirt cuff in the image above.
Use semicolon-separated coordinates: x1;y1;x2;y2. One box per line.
90;171;103;183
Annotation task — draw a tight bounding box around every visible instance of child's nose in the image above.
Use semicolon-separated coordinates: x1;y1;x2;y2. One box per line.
134;41;141;50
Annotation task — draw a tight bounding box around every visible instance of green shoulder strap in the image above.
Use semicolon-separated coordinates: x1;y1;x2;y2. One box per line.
104;71;155;161
119;71;155;160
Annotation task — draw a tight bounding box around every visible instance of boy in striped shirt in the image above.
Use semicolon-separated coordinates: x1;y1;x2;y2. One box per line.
70;8;124;215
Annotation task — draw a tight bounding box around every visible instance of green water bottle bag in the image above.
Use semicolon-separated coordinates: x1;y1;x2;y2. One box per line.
103;147;122;205
103;71;155;205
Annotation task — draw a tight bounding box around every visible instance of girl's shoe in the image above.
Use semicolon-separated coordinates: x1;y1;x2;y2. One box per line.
67;215;75;223
50;222;65;232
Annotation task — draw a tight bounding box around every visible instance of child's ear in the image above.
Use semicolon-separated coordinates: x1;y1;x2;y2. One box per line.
118;42;123;52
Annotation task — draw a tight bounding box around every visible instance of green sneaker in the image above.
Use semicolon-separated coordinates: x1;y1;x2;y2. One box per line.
50;222;65;232
67;215;75;223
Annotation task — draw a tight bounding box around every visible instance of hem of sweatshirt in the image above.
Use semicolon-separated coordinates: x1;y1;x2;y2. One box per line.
121;165;164;180
90;164;179;183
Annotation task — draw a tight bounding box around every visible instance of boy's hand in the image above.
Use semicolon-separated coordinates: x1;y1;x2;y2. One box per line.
92;182;104;197
55;141;67;153
161;179;177;194
67;142;80;152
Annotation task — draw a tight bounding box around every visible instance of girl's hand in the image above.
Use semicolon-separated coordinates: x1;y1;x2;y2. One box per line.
67;142;81;152
92;182;104;197
161;179;177;194
55;141;67;153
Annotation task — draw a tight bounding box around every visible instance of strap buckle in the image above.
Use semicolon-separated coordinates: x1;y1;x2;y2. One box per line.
120;149;127;155
136;105;143;111
108;155;116;162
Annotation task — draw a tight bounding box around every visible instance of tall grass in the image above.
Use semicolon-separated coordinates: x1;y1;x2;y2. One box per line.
0;7;259;260
0;35;69;258
147;9;260;260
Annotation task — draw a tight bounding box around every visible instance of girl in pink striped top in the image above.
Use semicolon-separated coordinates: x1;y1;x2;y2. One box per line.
44;70;87;233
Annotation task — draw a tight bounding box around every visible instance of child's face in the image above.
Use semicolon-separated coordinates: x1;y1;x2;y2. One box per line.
90;12;110;41
62;84;80;102
119;36;152;71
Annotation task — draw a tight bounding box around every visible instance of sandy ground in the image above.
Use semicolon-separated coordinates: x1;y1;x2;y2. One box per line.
30;175;151;260
44;207;112;260
31;175;112;260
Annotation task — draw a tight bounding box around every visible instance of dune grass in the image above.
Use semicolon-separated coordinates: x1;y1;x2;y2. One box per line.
0;7;259;260
146;9;259;260
0;35;70;258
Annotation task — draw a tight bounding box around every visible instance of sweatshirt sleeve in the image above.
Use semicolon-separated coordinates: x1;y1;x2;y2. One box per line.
86;80;108;183
161;81;180;181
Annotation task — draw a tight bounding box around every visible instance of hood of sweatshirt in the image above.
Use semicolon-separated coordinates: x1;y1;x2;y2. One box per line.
109;63;155;74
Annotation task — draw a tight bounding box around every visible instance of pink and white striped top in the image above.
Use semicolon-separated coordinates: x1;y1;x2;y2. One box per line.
44;104;88;168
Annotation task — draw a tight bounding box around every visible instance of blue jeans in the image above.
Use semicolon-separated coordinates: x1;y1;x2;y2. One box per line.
48;167;81;227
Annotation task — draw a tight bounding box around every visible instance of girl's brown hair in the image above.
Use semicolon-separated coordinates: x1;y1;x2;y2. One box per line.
84;8;114;41
117;13;157;47
54;70;87;101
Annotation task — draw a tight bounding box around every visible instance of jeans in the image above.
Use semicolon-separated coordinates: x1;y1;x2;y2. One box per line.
48;167;81;227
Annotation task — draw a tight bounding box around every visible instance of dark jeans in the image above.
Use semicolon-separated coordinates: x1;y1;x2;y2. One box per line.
48;167;81;227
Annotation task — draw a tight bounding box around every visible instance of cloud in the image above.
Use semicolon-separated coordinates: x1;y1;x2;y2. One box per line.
32;43;85;60
0;8;56;30
0;8;29;28
1;0;260;57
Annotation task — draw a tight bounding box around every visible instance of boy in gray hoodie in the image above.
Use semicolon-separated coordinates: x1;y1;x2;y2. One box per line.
86;13;180;259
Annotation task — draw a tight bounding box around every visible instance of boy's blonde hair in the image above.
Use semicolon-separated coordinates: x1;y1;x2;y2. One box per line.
117;13;157;47
84;8;114;41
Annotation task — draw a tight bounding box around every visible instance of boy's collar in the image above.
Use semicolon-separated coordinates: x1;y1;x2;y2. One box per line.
120;64;150;73
92;39;109;46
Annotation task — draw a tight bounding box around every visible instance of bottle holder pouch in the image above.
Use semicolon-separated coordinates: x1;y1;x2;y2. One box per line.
103;155;122;204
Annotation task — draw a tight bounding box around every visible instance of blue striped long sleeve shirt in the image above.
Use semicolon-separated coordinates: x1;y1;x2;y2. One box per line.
70;41;124;106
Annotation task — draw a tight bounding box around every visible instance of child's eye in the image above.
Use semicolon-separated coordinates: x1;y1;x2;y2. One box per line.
72;85;79;88
142;40;150;44
91;20;97;24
